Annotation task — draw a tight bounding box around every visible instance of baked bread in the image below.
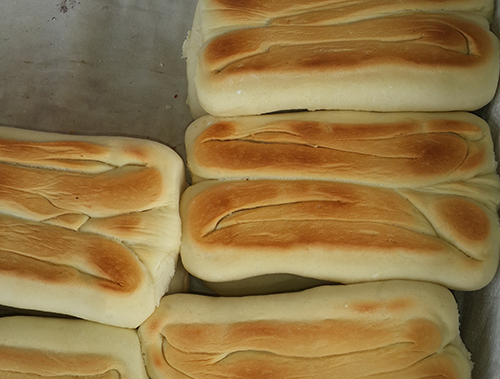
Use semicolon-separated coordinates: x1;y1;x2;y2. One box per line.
180;175;500;291
0;315;148;378
139;280;472;379
184;0;499;117
185;110;498;186
0;126;185;328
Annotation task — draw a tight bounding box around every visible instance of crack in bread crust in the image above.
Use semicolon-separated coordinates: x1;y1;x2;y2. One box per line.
208;0;494;26
188;114;494;188
0;215;143;293
203;13;489;75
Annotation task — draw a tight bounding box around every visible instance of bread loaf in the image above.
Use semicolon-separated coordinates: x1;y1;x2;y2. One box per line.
185;0;499;117
0;316;149;378
185;111;498;186
0;126;185;328
139;280;472;379
180;176;500;291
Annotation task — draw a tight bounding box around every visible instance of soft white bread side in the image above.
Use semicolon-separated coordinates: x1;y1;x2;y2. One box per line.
0;316;149;378
0;126;185;328
185;111;499;187
168;258;191;294
185;0;499;117
180;178;500;291
139;280;472;379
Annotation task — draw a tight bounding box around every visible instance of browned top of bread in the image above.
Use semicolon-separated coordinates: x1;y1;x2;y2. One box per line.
186;111;498;188
0;316;148;378
0;214;144;293
0;126;185;328
203;12;493;75
139;281;472;379
180;178;500;290
200;0;494;34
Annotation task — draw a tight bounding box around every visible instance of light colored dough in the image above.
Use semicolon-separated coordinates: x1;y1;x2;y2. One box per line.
202;273;334;296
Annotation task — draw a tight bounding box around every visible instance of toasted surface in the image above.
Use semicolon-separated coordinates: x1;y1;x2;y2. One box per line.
0;126;185;328
180;178;500;290
197;0;495;41
185;1;499;117
186;111;498;187
139;280;472;379
0;316;148;379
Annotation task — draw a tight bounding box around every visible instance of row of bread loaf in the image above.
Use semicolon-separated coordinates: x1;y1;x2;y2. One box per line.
0;280;474;379
1;0;500;378
0;111;494;379
176;0;500;378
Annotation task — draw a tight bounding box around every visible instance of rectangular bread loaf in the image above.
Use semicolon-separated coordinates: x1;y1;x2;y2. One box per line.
185;111;498;186
0;315;149;378
180;176;500;291
184;0;499;117
0;126;185;328
139;280;472;379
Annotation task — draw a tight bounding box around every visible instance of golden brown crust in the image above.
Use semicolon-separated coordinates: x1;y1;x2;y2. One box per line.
186;111;498;187
438;198;489;241
0;162;163;220
205;0;494;27
0;126;185;328
160;343;465;379
0;138;111;171
139;281;471;379
164;318;440;357
180;179;500;290
202;13;492;74
0;214;143;293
